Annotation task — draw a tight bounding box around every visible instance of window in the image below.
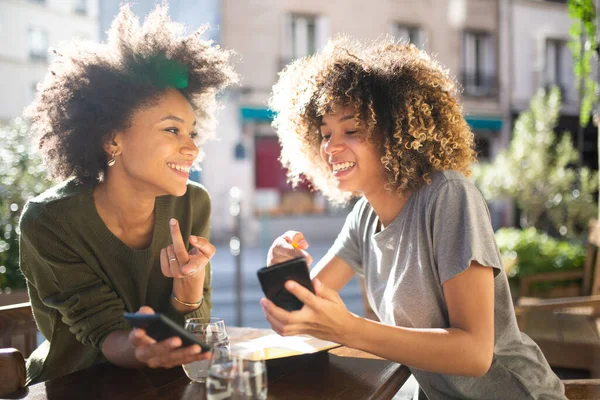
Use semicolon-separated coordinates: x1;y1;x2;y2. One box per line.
28;27;48;61
545;39;574;101
291;15;316;59
462;31;496;97
393;24;425;48
74;0;87;15
281;13;329;68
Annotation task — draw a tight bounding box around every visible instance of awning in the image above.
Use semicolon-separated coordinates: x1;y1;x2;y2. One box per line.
465;116;503;131
240;107;504;132
240;107;274;122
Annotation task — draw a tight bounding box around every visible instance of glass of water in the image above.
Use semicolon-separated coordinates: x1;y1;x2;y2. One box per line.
183;317;230;383
207;346;268;400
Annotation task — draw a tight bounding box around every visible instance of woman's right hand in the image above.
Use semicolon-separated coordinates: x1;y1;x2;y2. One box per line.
127;306;210;368
267;230;313;266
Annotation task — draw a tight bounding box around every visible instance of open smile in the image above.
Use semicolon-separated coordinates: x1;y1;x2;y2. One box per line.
167;162;191;178
331;161;356;177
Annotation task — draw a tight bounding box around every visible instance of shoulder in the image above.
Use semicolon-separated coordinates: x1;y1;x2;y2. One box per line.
348;196;370;220
20;179;91;228
420;171;490;219
27;178;90;205
343;196;374;235
420;170;482;202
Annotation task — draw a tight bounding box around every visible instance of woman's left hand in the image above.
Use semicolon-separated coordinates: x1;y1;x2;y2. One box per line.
160;218;215;310
260;278;358;344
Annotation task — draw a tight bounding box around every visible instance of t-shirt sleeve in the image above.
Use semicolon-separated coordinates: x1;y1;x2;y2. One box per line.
429;179;503;284
19;202;129;349
326;199;364;275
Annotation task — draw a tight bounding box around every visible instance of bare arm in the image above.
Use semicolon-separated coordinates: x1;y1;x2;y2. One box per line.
344;262;495;376
262;261;495;377
311;253;356;292
102;329;145;368
101;307;210;369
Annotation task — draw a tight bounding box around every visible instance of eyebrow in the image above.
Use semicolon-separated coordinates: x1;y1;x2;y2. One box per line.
159;115;197;125
320;115;355;126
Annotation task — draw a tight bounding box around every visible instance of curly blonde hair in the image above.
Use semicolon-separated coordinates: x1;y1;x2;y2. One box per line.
25;4;238;181
269;36;476;204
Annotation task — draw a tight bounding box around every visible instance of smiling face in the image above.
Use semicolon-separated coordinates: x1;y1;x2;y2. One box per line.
107;88;199;197
319;106;388;196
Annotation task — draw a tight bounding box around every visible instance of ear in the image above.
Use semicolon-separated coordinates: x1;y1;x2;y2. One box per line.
103;132;122;156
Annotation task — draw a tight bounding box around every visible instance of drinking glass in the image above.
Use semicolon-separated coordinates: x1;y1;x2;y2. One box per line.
183;317;230;383
207;346;268;400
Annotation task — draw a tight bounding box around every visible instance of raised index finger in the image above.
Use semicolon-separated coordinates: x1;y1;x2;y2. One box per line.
169;218;188;262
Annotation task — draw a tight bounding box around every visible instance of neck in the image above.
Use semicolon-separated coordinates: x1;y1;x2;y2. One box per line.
363;186;412;229
94;170;156;231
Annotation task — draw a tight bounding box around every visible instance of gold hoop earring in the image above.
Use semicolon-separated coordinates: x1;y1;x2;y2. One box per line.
107;152;116;167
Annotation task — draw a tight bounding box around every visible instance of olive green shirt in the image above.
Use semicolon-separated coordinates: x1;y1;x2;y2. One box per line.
19;179;212;385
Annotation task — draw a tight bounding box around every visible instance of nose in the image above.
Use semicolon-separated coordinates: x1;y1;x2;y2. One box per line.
323;134;344;155
181;136;200;158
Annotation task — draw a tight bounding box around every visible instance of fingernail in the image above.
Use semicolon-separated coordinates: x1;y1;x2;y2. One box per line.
170;218;176;226
299;240;308;247
190;235;197;243
286;281;295;290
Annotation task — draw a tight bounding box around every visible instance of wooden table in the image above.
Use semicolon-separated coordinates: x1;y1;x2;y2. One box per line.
6;327;411;400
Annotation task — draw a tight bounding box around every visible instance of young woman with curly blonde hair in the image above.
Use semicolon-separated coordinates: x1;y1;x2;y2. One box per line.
20;4;236;384
262;36;565;399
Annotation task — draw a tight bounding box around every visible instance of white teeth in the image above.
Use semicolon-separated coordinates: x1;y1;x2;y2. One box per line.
332;162;355;172
167;163;190;173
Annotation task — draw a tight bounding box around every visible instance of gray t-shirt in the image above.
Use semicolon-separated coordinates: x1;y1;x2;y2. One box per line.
329;171;565;400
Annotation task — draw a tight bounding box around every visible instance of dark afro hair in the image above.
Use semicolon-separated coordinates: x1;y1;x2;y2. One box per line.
24;3;238;181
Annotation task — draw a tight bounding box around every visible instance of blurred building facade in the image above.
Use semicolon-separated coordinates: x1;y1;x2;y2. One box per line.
510;0;597;171
213;0;510;242
0;0;99;122
1;0;593;245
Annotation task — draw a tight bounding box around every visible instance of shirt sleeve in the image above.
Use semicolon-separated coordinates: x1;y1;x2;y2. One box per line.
428;179;504;284
327;199;364;275
19;202;129;349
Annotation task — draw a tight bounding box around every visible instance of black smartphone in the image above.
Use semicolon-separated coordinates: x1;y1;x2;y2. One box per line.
257;257;315;312
123;312;211;352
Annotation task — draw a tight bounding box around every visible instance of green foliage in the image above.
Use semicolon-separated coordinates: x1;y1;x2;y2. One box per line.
0;119;52;290
568;0;598;127
495;228;586;279
472;86;598;240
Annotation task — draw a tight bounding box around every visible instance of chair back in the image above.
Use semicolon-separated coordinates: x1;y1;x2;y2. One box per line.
0;348;25;396
584;220;600;296
0;302;37;358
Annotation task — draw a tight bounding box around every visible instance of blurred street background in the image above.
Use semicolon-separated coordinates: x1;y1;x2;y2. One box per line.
1;0;599;393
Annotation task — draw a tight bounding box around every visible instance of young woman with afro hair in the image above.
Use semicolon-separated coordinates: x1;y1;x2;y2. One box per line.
262;36;565;399
19;4;237;384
